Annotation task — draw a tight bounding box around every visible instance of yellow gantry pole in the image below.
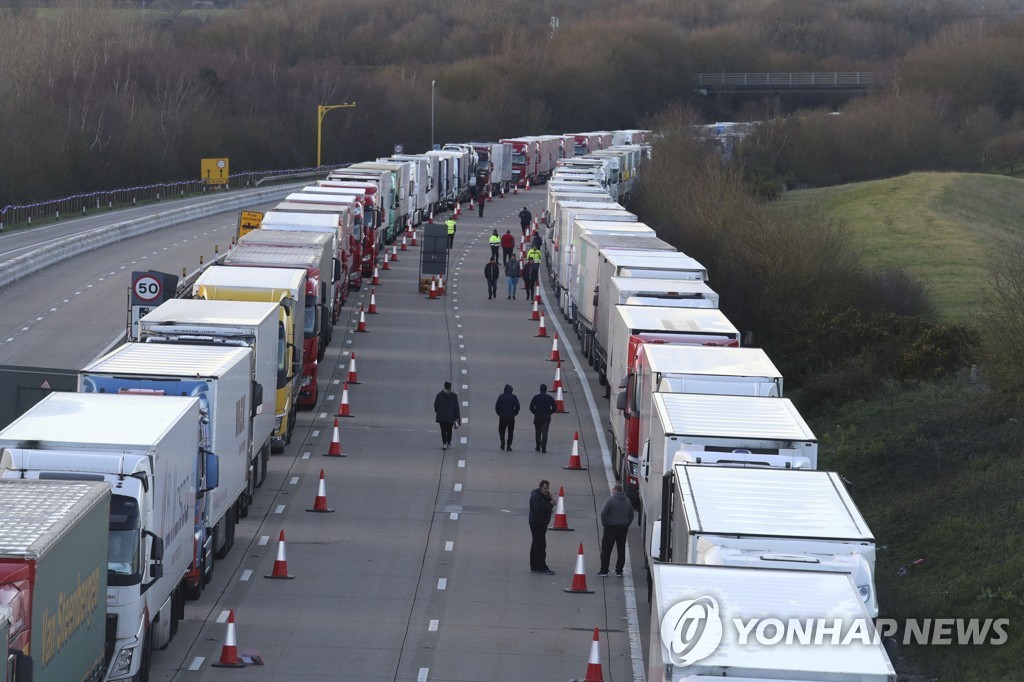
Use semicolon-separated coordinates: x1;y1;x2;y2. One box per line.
317;102;357;168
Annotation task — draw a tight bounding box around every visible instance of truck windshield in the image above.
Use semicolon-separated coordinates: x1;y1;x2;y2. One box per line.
512;152;526;165
109;495;142;586
574;144;588;156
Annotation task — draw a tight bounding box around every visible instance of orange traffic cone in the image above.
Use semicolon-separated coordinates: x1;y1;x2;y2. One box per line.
264;530;294;579
367;288;378;314
583;628;604;682
535;311;547;338
406;219;413;236
355;306;368;333
564;543;594;594
372;266;380;284
526;178;531;191
534;291;541;304
513;183;518;195
500;184;505;198
469;197;474;210
347;353;359;384
553;361;563;391
324;419;345;457
381;256;390;271
307;469;336;512
211;610;246;668
390;245;398;261
428;276;438;299
529;299;540;321
555;386;569;414
550;486;574;531
549;333;561;361
400;236;408;251
564;431;585;470
338;383;353;417
488;188;494;202
411;230;418;246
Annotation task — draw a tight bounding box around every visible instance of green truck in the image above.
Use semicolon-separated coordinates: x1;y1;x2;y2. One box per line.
0;480;110;682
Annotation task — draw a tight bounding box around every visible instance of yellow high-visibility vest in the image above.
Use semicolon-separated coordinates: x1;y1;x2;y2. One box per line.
446;220;456;234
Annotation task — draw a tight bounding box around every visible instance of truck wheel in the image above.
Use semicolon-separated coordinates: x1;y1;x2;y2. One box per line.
184;576;201;601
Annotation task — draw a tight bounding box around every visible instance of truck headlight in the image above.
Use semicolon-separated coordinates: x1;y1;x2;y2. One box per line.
275;416;284;432
110;645;135;676
300;375;312;388
858;583;871;602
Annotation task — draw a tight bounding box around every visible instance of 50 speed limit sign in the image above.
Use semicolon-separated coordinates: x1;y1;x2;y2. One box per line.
132;274;163;302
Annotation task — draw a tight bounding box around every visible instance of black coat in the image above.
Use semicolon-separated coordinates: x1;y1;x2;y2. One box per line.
484;261;500;282
529;387;557;419
495;385;521;418
434;389;460;423
529;487;554;525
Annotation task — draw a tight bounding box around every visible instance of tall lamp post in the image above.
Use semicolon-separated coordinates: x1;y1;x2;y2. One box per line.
317;102;357;168
431;80;436;150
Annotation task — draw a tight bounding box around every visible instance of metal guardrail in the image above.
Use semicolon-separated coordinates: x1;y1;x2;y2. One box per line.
693;72;890;91
0;165;346;231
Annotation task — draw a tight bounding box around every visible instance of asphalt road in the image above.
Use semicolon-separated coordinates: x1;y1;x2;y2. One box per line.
0;190;650;681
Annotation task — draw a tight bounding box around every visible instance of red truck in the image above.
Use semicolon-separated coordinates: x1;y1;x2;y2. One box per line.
318;181;382;277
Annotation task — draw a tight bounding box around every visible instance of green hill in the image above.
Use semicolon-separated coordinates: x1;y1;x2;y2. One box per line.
777;172;1024;325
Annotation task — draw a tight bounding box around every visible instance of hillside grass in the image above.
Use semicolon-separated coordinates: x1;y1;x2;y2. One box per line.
777;172;1024;326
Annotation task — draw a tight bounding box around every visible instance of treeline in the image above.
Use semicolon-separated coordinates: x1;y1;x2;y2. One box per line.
4;0;1024;205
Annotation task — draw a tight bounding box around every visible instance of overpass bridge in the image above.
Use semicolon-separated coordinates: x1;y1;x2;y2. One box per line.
694;72;890;94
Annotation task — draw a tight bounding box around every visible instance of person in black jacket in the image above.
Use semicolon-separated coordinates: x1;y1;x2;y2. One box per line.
597;483;635;577
433;381;461;449
484;257;500;300
518;207;532;236
529;383;557;453
528;480;555;574
494;384;520;450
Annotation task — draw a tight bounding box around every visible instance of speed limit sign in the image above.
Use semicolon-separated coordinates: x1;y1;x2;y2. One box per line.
133;274;162;302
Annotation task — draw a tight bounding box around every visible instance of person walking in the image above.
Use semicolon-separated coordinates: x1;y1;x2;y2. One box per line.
488;229;500;260
433;381;460;450
518;207;532;236
445;217;457;249
494;384;520;450
597;483;635;577
529;383;557;453
529;480;556;574
522;258;537;302
504;257;520;300
526;245;543;269
484;256;500;300
530;232;543;251
478;193;486;217
500;229;515;264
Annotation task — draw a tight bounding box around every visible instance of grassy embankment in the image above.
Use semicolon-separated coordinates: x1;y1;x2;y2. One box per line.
778;173;1024;679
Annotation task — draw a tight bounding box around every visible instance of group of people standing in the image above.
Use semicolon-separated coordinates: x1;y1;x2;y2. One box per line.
432;202;633;580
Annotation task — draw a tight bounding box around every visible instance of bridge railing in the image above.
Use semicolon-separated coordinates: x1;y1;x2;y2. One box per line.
0;165;345;231
694;72;890;90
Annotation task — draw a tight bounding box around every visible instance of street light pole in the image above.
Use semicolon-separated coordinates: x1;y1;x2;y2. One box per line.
431;80;436;151
317;102;357;168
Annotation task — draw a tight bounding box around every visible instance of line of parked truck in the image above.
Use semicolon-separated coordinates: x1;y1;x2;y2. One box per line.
0;128;648;682
541;161;898;678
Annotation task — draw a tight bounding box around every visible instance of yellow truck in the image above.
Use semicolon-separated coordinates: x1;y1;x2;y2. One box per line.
193;265;307;451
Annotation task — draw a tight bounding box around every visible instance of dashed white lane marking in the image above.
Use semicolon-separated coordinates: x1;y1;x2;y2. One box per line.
461;401;468;406
312;430;320;437
449;512;459;521
445;541;454;551
333;379;340;385
188;657;204;670
240;570;253;582
289;477;299;485
461;384;468;389
418;669;429;682
461;369;467;374
319;412;328;419
428;620;439;632
274;505;285;514
258;536;269;546
458;460;465;468
327;394;335;401
302;452;311;460
460;356;466;361
437;579;447;590
460;436;467;444
454;483;462;492
217;610;230;623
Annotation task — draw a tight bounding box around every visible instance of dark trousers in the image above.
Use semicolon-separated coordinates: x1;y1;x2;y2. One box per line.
520;222;529;236
439;421;454;445
534;417;551;451
498;417;515;446
447;234;455;248
486;278;497;298
478;203;485;217
502;246;513;264
490;244;499;259
523;280;535;300
529;522;548;571
599;525;629;573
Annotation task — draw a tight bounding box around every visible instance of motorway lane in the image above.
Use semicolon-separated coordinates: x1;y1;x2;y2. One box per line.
146;193;648;681
0;201;279;367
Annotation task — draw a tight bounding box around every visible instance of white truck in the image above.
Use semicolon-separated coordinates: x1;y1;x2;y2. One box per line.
328;168;399;244
640;391;818;560
649;564;896;681
604;304;738;395
0;392;207;682
349;162;412;231
80;343;254;596
137;298;277;495
616;344;780;501
657;464;879;617
553;205;636;315
260;207;358;295
383;155;431;224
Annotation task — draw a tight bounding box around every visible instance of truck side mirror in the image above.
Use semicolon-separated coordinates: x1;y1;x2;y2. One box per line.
334;259;342;282
615;390;628;412
202;453;219;492
251;382;264;416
